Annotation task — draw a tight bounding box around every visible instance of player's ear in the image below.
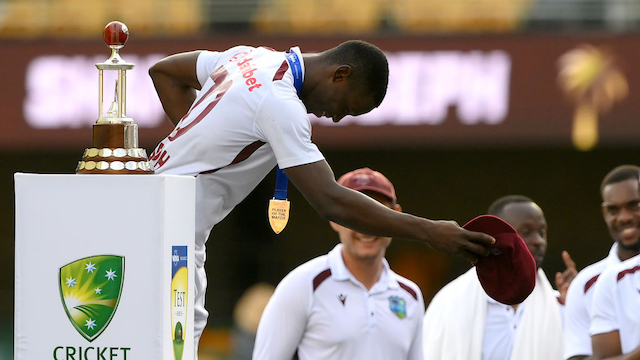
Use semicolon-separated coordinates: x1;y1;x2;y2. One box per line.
333;65;352;82
329;221;341;233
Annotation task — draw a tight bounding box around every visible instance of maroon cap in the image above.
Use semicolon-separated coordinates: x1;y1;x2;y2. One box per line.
463;215;537;305
337;168;396;202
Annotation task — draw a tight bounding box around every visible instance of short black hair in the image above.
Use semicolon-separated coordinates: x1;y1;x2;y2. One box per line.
600;165;640;197
488;195;535;217
322;40;389;107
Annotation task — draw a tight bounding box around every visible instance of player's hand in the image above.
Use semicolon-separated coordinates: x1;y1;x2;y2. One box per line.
555;250;578;304
426;220;495;263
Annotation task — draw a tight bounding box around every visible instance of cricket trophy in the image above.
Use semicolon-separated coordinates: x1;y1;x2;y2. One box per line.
76;21;154;174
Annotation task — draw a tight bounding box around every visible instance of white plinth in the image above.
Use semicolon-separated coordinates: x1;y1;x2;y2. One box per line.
14;173;196;360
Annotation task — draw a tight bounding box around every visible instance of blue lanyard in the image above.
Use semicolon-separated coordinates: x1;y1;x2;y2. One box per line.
273;48;304;200
285;49;304;95
273;168;289;200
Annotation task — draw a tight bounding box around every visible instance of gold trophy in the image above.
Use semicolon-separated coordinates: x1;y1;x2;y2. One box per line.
76;21;154;174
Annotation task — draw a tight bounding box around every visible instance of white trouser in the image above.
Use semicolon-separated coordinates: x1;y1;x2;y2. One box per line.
194;262;208;359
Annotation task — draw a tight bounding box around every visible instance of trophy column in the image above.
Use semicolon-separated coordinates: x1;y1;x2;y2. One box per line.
76;21;154;174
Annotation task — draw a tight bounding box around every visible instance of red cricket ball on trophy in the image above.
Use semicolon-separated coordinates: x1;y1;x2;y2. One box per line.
103;21;129;47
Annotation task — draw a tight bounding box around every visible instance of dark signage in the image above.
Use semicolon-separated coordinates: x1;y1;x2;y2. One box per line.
1;34;637;150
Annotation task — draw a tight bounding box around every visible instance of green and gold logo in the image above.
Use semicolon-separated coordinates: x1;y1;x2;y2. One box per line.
58;255;125;342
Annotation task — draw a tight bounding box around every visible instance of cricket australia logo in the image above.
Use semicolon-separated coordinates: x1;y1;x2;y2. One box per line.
389;296;407;319
58;255;125;342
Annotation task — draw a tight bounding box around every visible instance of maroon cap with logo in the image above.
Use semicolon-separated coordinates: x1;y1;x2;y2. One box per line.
463;214;537;305
337;168;397;202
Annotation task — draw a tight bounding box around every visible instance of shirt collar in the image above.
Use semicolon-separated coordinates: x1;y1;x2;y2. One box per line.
327;244;398;292
608;242;622;264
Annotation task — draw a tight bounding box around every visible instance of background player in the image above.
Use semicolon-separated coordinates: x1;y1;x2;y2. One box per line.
564;165;640;360
423;195;576;360
252;167;424;360
590;253;640;359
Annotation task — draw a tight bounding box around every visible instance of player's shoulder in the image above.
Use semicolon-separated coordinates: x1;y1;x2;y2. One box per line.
572;257;612;292
259;87;306;121
606;254;640;282
279;254;331;288
619;253;640;268
429;268;475;303
594;258;631;292
199;45;255;62
203;45;282;70
389;270;422;302
223;45;257;57
299;254;331;273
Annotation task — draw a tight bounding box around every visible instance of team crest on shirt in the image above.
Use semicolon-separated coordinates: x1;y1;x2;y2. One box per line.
389;296;407;319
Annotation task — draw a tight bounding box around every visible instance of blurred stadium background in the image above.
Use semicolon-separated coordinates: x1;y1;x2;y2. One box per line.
3;0;640;359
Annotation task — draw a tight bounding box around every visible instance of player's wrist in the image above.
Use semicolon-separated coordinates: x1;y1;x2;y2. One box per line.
419;217;440;245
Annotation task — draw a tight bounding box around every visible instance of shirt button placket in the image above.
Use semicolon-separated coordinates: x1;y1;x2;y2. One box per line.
367;293;376;329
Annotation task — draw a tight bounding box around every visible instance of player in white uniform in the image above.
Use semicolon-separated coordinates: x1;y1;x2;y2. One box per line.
564;245;620;359
422;195;575;360
147;41;495;357
590;254;640;359
252;168;424;360
563;165;640;360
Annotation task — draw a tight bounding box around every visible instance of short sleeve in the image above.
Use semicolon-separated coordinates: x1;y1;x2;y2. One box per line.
563;273;594;358
590;267;619;336
196;51;222;88
255;94;324;169
408;288;425;360
252;268;313;360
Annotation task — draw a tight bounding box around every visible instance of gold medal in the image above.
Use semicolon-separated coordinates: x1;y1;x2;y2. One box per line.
269;167;291;234
268;198;290;234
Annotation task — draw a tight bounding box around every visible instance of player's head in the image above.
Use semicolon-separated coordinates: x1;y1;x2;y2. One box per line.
330;168;401;262
322;41;389;108
600;165;640;251
488;195;547;268
305;41;389;123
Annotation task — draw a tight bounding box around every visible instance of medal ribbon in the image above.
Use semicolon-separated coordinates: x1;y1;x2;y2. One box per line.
273;49;304;200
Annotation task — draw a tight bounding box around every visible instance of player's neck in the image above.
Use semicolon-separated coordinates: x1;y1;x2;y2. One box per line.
299;54;324;99
617;245;640;262
342;253;384;290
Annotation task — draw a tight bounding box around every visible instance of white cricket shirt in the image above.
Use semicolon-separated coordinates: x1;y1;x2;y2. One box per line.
590;254;640;354
150;46;325;266
482;295;526;360
563;243;620;359
253;244;425;360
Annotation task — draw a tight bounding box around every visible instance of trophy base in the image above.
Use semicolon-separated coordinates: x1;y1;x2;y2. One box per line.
76;147;155;174
76;123;155;174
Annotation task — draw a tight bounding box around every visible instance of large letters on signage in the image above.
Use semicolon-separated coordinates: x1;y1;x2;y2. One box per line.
314;51;511;126
23;51;511;129
23;54;166;128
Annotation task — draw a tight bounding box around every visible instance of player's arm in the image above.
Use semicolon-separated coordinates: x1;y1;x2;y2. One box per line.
283;160;494;263
590;267;640;360
592;331;640;359
148;51;203;125
407;292;425;360
564;273;593;360
253;272;309;360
